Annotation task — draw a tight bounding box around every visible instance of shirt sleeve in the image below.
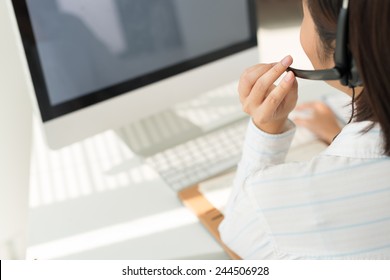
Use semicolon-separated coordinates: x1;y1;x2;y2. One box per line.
219;118;296;259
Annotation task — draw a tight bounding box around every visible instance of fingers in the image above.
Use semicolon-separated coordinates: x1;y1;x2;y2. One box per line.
238;56;293;103
238;63;276;102
238;55;298;133
256;56;293;94
245;56;294;107
295;102;334;117
256;71;296;123
295;102;317;111
293;117;309;127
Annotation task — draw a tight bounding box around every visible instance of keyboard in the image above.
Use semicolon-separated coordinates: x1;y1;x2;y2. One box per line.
145;119;247;191
125;79;340;192
144;117;325;191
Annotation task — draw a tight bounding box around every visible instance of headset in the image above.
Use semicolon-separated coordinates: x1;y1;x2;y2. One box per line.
287;0;362;88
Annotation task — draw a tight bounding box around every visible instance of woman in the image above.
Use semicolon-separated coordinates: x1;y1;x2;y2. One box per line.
219;0;390;259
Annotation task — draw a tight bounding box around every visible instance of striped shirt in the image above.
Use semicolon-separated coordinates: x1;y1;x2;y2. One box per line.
219;119;390;259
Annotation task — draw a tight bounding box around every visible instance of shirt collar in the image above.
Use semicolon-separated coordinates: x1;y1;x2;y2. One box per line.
322;121;386;159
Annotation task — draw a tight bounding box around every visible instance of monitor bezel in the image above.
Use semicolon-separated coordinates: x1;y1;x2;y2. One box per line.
12;0;257;122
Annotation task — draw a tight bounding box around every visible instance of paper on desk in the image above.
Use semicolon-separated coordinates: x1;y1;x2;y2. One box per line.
198;172;235;215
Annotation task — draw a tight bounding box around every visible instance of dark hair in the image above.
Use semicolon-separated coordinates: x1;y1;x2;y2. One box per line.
307;0;390;156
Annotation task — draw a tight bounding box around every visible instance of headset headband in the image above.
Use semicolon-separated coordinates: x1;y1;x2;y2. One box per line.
287;0;362;87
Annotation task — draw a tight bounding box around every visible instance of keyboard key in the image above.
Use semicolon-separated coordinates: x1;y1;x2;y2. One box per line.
145;119;247;191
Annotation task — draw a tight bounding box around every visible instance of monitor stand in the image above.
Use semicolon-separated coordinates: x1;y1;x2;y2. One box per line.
115;109;204;157
114;81;245;157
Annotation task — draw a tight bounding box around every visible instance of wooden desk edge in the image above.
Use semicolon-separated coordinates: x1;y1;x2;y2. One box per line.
178;185;241;260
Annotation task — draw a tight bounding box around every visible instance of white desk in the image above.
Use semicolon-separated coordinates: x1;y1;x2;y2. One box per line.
27;122;230;259
26;79;344;260
27;0;344;260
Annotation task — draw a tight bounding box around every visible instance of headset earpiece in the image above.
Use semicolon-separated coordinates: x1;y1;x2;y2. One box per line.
348;58;363;87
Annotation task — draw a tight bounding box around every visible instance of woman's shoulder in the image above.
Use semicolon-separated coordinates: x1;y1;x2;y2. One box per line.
245;153;390;196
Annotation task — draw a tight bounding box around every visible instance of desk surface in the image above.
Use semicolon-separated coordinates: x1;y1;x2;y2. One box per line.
27;79;339;260
26;0;341;259
27;124;229;259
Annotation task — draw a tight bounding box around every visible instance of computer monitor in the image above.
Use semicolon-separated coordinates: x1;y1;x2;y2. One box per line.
8;0;258;149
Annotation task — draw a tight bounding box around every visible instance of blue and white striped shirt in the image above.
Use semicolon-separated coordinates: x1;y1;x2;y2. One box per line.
219;119;390;259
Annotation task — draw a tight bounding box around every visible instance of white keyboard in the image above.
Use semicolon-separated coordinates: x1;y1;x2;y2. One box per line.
132;80;342;192
145;119;247;191
144;117;326;191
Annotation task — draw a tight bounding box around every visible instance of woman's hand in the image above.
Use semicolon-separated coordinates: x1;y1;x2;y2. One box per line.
239;55;298;134
293;102;342;145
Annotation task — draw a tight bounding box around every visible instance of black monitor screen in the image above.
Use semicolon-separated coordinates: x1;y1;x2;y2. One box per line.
13;0;257;121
